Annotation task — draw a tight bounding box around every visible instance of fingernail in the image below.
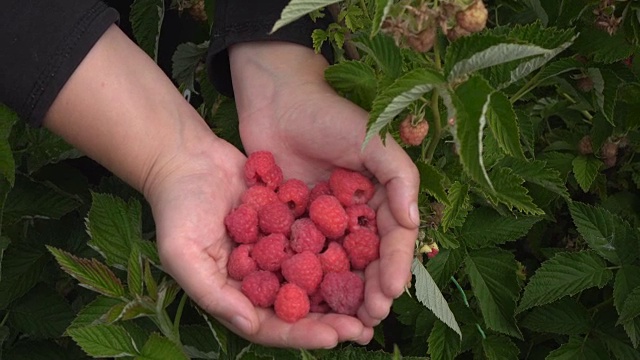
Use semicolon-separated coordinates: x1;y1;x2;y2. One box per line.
231;315;253;334
409;202;420;227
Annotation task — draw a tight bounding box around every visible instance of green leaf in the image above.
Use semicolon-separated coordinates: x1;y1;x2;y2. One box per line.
441;182;471;231
453;76;494;190
613;266;640;347
460;207;540;249
197;308;228;354
325;61;377;110
517;251;613;313
365;68;444;148
68;324;139;357
427;248;466;288
531;57;582;88
497;157;569;199
20;127;80;174
3;175;81;223
428;320;461;360
353;33;403;79
130;0;164;61
594;308;640;359
482;335;520;359
0;242;48;309
619;286;640;325
569;202;639;265
546;336;610;360
69;296;123;329
47;246;126;298
86;193;142;268
520;297;592;335
128;244;143;297
271;0;342;33
417;162;450;206
311;28;329;53
181;325;220;359
172;42;209;92
0;104;17;185
8;284;74;339
487;167;545;215
591;68;623;126
371;0;392;37
135;333;187;360
465;248;522;338
573;27;636;64
411;259;461;338
486;91;525;159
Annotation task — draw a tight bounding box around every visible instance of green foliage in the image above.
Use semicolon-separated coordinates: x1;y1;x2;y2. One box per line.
130;0;165;61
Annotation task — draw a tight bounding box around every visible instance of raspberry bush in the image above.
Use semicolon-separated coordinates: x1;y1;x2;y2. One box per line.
1;0;640;359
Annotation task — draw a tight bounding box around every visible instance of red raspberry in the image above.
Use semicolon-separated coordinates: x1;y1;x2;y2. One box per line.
241;270;280;308
277;179;310;218
345;204;377;233
320;271;364;315
309;181;332;204
328;168;375;207
290;218;326;254
309;291;330;313
251;233;291;271
274;283;310;322
399;115;429;146
244;151;283;190
319;242;350;273
224;204;259;244
258;201;294;236
241;185;278;211
309;195;349;239
281;251;323;294
343;229;380;270
228;244;258;281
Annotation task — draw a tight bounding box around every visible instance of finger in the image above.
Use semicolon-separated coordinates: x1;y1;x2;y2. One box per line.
354;326;374;345
357;261;392;327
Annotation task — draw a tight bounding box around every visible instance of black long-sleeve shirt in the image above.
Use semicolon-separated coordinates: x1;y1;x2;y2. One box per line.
0;0;332;126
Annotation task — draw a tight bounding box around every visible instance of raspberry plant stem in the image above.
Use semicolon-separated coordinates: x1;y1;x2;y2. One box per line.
424;39;443;163
173;291;189;337
451;276;487;340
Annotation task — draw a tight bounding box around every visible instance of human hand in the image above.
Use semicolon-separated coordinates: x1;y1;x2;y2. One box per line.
229;42;421;331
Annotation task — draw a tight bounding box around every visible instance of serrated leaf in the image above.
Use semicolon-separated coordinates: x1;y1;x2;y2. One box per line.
271;0;342;33
441;182;471;231
417;162;450;206
411;259;461;338
69;296;123;330
487;167;545;215
572;155;603;192
590;68;623;125
531;57;582;88
517;251;613;313
0;104;17;185
444;34;506;76
68;324;138;357
427;248;466;288
128;245;143;297
86;193;142;268
428;320;461;360
353;33;403;79
197;308;228;354
465;248;522;338
618;286;640;325
546;336;610;360
573;27;635;64
613;266;640;347
371;0;392;37
3;175;81;223
181;325;220;359
144;261;158;301
325;61;377;110
0;242;48;309
486;91;525;159
482;335;520;359
460;207;540;249
135;333;187;360
594;308;640;359
569;202;639;265
453;76;494;190
497;157;570;199
8;284;74;339
21;127;80;174
520;297;592;335
172;42;209;92
47;246;126;298
364;68;444;147
130;0;164;61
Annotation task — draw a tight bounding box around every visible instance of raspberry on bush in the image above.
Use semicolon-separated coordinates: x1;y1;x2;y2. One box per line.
241;270;281;308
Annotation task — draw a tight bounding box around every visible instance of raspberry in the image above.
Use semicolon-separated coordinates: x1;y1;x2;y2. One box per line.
274;283;310;323
245;151;283;190
309;181;332;204
309;291;330;313
345;204;377;233
290;218;326;254
407;25;436;53
258;201;294;236
309;195;349;239
251;233;291;271
228;244;258;281
578;135;593;155
604;155;617;169
343;229;380;270
328;168;375;207
277;179;310;218
281;251;323;294
427;243;440;259
188;0;207;22
320;271;364;315
456;0;488;33
399;115;429;146
224;204;259;244
241;270;280;308
319;242;350;274
241;185;278;211
601;140;619;159
446;25;472;41
576;77;594;93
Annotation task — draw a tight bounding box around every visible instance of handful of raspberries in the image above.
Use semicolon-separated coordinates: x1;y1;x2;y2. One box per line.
225;151;380;322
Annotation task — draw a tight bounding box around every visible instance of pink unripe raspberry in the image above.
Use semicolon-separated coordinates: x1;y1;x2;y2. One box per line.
244;151;283;190
290;218;326;254
319;242;350;274
228;244;258;281
274;283;310;323
308;181;332;204
578;135;593;155
281;251;323;294
328;168;375;207
241;185;279;211
277;179;310;218
224;204;259;244
345;204;377;233
320;271;364;315
258;201;294;236
343;229;380;270
251;233;291;271
399;115;429;146
456;0;488;33
309;195;349;239
241;270;280;308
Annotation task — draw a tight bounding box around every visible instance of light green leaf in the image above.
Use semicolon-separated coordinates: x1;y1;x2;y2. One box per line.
271;0;342;33
546;337;610;360
47;246;126;298
69;296;123;330
172;41;209;92
441;182;471;231
0;242;48;309
572;155;603;193
68;324;139;357
8;284;74;339
135;333;187;360
0;104;17;185
487;167;545;215
411;258;461;338
486;91;525;159
417;162;450;206
353;33;403;79
517;251;613;313
520;297;592;335
371;0;392;37
482;335;520;359
460;207;540;249
325;61;377;110
311;28;329;53
427;248;466;288
130;0;164;61
619;287;640;325
128;244;143;297
497;157;569;199
428;320;461;360
465;248;522;338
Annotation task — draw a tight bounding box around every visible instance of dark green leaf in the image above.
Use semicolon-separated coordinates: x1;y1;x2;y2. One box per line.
619;287;640;324
417;162;450;206
172;42;209;92
520;297;592;335
0;242;48;309
461;207;540;249
486;167;545;215
128;244;143;297
181;325;221;359
486;92;525;159
353;33;403;79
20;127;80;174
135;333;187;360
325;61;378;110
572;155;602;193
497;157;569;199
573;27;636;64
546;336;610;360
428;320;461;360
68;324;138;357
9;284;74;338
482;335;520;359
613;266;640;347
441;182;471;231
427;248;466;288
3;175;81;223
130;0;164;61
0;104;17;185
371;0;392;37
69;296;123;329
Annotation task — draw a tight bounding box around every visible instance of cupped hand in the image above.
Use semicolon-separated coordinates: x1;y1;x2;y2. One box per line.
229;42;421;330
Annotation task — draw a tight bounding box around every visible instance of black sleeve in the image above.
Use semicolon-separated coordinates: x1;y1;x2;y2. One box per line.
207;0;334;97
0;0;119;126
